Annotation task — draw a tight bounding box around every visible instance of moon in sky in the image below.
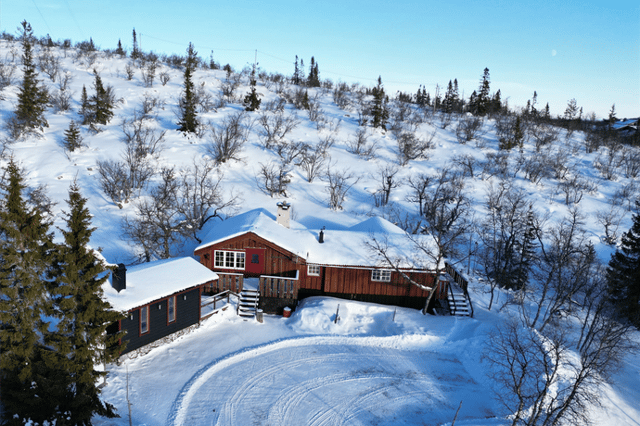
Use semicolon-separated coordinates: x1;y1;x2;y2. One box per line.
552;50;557;56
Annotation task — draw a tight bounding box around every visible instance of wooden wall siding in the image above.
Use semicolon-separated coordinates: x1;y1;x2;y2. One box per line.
214;273;244;293
259;276;299;299
117;287;201;355
195;232;305;278
319;267;433;298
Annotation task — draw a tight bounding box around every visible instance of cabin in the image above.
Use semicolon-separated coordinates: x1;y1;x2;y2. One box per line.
103;257;219;355
193;204;467;316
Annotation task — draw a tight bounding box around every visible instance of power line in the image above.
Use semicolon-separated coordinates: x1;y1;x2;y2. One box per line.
30;0;52;34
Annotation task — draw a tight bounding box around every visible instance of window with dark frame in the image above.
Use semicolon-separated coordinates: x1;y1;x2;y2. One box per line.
371;269;392;282
168;296;176;323
140;305;149;334
251;254;260;264
307;264;321;276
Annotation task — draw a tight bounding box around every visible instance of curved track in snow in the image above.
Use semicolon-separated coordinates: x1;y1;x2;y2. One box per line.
167;334;495;426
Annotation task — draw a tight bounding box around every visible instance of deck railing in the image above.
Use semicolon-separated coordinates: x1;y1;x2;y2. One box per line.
259;270;300;299
444;262;474;318
213;273;244;293
201;289;239;319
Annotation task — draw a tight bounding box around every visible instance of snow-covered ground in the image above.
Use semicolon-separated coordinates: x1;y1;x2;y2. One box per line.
0;36;639;425
97;296;640;426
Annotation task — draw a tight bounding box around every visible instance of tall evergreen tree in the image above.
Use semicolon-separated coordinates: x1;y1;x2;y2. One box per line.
371;76;389;130
115;39;125;57
472;67;491;116
131;28;140;60
243;64;261;111
90;71;114;126
0;159;56;422
13;21;49;136
46;181;124;424
607;200;640;327
293;55;301;85
80;85;90;125
307;56;320;87
177;43;199;133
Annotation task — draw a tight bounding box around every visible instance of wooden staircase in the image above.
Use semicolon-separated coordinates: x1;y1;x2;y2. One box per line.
447;282;471;317
237;288;260;319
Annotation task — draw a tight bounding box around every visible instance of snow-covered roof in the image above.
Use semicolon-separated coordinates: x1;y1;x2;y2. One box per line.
103;257;218;312
195;209;438;270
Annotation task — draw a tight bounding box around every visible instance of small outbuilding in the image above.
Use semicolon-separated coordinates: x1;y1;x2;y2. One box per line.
103;257;218;355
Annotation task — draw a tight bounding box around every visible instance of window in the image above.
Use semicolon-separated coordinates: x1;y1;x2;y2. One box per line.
307;264;321;276
251;254;260;264
214;250;245;270
371;269;391;282
140;306;149;334
168;296;176;323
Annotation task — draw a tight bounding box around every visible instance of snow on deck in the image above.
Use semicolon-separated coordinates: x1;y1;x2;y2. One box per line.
103;257;218;312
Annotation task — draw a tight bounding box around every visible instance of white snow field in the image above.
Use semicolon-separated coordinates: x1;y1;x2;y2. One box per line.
95;296;640;426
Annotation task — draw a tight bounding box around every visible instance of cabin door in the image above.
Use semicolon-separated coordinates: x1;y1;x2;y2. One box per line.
245;248;265;275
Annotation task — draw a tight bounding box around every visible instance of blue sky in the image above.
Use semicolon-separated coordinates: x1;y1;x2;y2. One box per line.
5;0;639;118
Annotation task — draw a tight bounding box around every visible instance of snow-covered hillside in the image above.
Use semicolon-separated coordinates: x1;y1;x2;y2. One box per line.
1;36;639;425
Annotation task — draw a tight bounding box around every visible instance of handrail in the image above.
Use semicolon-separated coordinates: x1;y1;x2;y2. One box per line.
444;262;474;318
201;289;239;319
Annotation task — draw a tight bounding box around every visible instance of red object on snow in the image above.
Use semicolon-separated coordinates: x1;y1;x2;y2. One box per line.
283;307;292;318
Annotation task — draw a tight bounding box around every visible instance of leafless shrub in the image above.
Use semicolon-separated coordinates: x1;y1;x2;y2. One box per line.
298;143;329;183
177;159;241;242
97;153;154;206
205;111;249;163
141;57;158;87
451;154;478;179
557;174;597;205
530;122;559;151
220;69;241;103
481;151;511;180
371;165;399;207
0;62;16;90
273;140;306;164
257;161;292;197
50;72;74;113
395;128;434;166
159;71;170;86
257;111;300;150
124;62;135;80
195;81;216;113
324;167;359;210
455;114;484;144
612;181;638;211
594;147;620;181
332;82;350;109
262;97;286;113
121;115;166;159
596;204;625;245
307;96;323;122
346;128;377;160
618;145;640;178
37;50;60;81
139;92;166;117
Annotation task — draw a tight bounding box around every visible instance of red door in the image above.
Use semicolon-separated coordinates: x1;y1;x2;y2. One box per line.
245;248;265;275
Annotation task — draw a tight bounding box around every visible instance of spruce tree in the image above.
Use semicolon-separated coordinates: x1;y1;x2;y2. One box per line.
177;43;199;133
474;67;491;116
115;39;125;57
293;55;301;85
90;71;114;126
243;64;261;111
371;76;389;130
13;20;49;136
131;28;140;60
46;181;124;423
0;159;56;422
80;85;90;125
307;56;320;87
607;200;640;327
63;119;83;151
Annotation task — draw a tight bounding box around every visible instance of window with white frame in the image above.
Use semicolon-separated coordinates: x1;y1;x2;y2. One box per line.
140;305;149;334
307;264;321;276
214;250;245;269
371;269;392;282
168;296;176;323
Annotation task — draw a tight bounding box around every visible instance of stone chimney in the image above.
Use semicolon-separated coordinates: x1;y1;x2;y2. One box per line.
112;263;127;293
276;201;291;228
